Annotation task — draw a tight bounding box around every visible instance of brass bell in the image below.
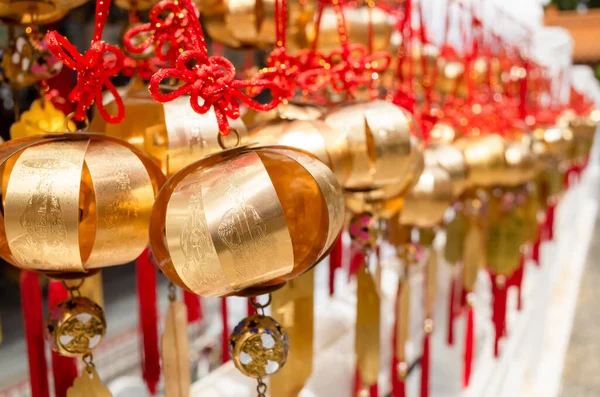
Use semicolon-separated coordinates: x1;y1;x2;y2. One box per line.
424;143;469;198
0;0;86;25
249;104;351;185
229;314;289;378
501;139;537;186
45;296;106;357
429;122;460;145
10;99;73;139
455;134;507;189
324;100;423;195
203;0;314;48
0;133;164;277
533;124;573;164
298;5;393;53
399;165;454;229
92;80;249;176
115;0;159;9
2;32;62;89
149;145;344;297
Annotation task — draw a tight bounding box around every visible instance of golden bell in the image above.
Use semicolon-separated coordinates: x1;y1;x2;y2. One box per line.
298;5;393;53
533;124;574;163
501;140;537;186
0;133;164;278
429;122;460;145
559;108;599;162
149;145;344;297
229;314;289;378
93;79;249;176
424;143;468;197
243;102;324;129
324;100;423;195
249;104;351;185
45;296;106;357
2;32;63;89
455;134;506;188
399;165;454;228
115;0;159;9
203;0;314;48
0;0;85;25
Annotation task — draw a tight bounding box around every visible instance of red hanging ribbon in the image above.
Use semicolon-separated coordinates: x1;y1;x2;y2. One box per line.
247;298;257;317
463;302;475;388
48;281;78;397
136;248;160;395
509;256;525;312
184;290;203;323
20;271;50;397
420;332;431;397
221;297;230;363
490;274;508;357
123;0;198;65
329;234;344;296
45;0;124;123
148;0;282;135
348;246;364;279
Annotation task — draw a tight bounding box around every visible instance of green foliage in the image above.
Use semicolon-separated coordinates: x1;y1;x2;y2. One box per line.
551;0;600;9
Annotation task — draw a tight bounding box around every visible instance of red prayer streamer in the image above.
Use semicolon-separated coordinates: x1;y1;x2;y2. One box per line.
184;290;203;323
136;248;160;395
221;297;230;363
420;332;431;397
490;274;508;358
48;281;78;397
329;234;344;296
20;271;50;397
510;256;525;312
45;0;125;123
463;305;475;388
447;278;456;345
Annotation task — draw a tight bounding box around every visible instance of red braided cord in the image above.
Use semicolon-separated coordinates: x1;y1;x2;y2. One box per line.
123;0;198;65
148;0;282;135
45;0;124;123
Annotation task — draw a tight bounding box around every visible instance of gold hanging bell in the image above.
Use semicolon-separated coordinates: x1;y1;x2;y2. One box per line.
149;145;344;297
0;0;87;25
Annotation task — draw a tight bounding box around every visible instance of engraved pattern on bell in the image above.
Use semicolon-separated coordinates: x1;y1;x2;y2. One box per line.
45;297;106;358
229;315;289;378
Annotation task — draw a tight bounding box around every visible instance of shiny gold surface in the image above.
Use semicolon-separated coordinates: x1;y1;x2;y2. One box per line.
356;261;380;387
101;89;249;176
395;276;410;367
399;166;454;228
152;146;343;296
205;0;313;48
324;100;423;196
429;123;459;144
456;134;507;188
0;0;84;25
271;271;314;397
229;314;289;378
300;5;393;53
500;140;537;186
67;367;112;397
45;296;106;357
250;114;351;186
425;143;468;197
533;125;573;161
0;134;163;275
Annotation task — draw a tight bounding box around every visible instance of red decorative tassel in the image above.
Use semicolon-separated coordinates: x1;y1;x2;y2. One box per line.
183;290;203;323
221;297;230;363
247;298;256;317
20;271;50;397
490;274;508;357
136;248;160;395
329;234;344;296
48;281;78;397
510;257;525;312
391;357;407;397
447;278;456;345
544;204;556;241
463;304;474;388
532;237;541;266
420;332;431;397
370;382;379;397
